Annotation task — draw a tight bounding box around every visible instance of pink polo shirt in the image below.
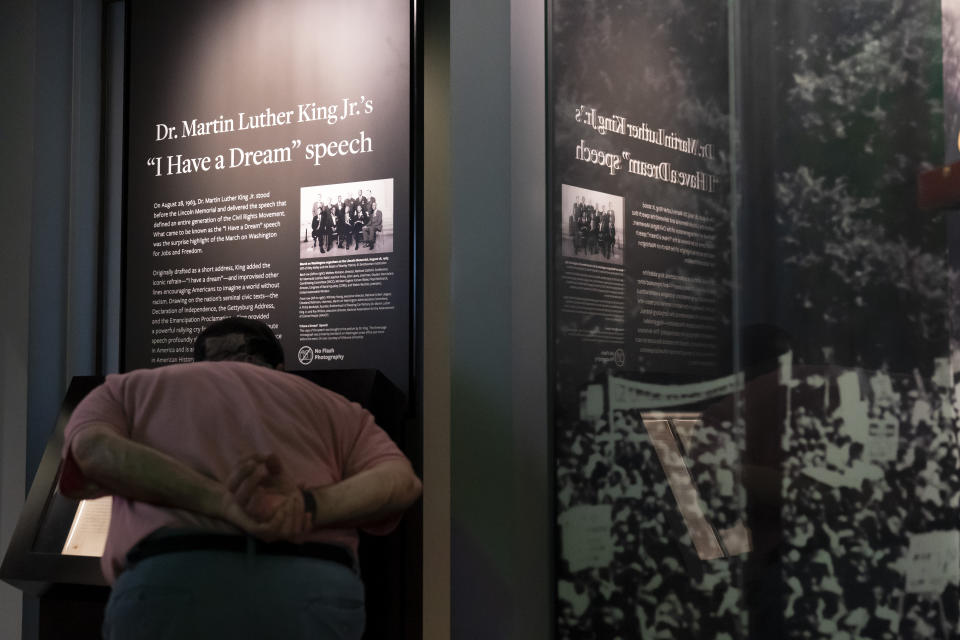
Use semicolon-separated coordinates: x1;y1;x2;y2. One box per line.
61;361;408;583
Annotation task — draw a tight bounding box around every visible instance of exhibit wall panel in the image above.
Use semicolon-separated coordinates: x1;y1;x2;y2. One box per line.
123;0;413;398
119;2;423;637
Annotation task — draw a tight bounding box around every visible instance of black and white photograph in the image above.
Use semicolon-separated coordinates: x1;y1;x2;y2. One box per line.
299;178;395;260
774;360;960;640
561;184;624;265
556;375;747;640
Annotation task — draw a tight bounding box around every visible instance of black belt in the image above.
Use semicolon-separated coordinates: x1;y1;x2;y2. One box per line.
127;533;356;573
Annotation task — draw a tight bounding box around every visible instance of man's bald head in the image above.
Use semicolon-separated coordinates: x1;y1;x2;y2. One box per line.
193;317;284;368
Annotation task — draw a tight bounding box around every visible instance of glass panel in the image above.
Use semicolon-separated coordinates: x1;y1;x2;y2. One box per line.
552;0;957;637
739;1;953;638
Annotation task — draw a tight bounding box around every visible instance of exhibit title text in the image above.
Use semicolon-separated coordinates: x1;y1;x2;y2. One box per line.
572;104;721;193
146;96;376;177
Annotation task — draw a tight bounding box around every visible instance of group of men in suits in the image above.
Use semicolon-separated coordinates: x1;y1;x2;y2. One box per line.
570;195;616;259
310;189;384;253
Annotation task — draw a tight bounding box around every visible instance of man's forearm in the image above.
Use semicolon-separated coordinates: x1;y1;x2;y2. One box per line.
307;459;422;529
68;423;230;522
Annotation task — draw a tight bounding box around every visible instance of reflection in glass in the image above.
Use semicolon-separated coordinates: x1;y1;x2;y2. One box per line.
552;0;960;636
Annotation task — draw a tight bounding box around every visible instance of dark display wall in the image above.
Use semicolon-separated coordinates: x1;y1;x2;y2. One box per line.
124;0;411;395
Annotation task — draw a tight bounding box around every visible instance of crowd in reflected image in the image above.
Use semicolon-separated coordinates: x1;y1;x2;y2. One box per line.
780;364;960;639
556;403;745;640
556;360;960;639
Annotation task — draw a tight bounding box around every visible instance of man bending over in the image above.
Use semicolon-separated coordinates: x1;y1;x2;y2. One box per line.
59;317;422;640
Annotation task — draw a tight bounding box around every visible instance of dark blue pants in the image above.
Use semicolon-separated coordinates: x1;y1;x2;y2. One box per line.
104;550;365;640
